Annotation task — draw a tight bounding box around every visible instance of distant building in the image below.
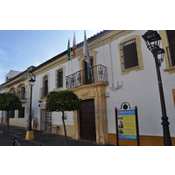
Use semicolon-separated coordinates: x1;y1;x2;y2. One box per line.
0;66;35;127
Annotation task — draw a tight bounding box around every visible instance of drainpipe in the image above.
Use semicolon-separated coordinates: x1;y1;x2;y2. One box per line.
109;42;115;90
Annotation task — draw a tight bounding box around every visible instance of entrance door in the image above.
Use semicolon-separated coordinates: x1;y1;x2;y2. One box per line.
41;109;46;131
80;99;96;141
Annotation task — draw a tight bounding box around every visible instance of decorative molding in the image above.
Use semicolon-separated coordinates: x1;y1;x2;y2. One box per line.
118;35;144;75
72;81;108;144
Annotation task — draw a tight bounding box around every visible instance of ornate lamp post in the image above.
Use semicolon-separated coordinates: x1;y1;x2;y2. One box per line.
142;30;172;146
25;73;36;140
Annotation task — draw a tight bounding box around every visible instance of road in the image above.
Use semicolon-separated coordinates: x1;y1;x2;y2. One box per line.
0;124;108;146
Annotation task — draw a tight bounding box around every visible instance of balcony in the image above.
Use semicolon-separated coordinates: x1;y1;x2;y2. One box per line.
40;86;49;98
166;45;175;67
66;64;108;89
16;91;27;100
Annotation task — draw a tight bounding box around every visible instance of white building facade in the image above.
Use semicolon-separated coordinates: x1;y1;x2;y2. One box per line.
0;66;35;128
29;30;175;146
1;30;175;145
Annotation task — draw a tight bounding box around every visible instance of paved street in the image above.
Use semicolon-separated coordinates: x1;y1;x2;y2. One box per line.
0;124;109;146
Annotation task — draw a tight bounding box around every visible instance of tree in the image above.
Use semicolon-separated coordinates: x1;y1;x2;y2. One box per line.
0;92;22;132
46;90;81;146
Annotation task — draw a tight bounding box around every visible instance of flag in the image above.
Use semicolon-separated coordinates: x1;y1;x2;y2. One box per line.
83;30;91;80
67;39;70;61
72;33;76;58
83;30;91;67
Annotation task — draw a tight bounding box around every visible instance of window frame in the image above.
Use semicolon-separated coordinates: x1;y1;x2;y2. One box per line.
57;69;63;88
159;30;175;74
55;66;65;90
118;35;144;75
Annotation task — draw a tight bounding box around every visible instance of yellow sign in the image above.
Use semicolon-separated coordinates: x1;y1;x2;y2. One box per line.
117;110;137;139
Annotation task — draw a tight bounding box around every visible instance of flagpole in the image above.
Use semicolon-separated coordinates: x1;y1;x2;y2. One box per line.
68;38;70;76
83;30;93;82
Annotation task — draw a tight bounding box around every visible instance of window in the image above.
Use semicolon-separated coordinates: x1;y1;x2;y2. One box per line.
120;38;138;70
166;30;175;67
18;107;25;118
43;75;48;96
118;35;143;75
55;67;65;89
21;87;25;99
57;70;63;88
159;30;175;74
17;86;25;100
9;110;15;118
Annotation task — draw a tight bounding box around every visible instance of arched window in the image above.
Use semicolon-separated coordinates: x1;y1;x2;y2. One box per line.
9;88;16;95
17;84;26;100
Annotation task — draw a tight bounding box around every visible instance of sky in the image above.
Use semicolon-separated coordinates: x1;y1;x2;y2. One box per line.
0;30;101;84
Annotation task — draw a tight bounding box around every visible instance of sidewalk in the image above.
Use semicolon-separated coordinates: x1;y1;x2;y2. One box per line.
0;124;111;146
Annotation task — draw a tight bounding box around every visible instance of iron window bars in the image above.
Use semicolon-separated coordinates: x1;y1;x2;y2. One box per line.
120;38;139;72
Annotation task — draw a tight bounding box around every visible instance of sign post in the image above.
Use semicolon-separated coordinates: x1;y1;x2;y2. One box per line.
115;102;140;146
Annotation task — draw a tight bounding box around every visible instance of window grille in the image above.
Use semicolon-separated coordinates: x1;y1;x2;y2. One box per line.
120;38;139;71
57;70;63;88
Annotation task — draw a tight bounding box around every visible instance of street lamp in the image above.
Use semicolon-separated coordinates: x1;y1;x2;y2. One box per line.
25;73;36;140
142;30;172;146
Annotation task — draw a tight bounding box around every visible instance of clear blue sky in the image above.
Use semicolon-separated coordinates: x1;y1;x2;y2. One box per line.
0;30;101;84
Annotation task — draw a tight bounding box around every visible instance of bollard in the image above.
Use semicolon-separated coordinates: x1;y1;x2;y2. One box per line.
12;137;15;146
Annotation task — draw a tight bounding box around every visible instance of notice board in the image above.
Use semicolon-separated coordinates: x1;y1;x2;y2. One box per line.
115;104;140;146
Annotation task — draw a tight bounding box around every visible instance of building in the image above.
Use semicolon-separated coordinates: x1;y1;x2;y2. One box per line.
0;66;35;128
1;30;175;146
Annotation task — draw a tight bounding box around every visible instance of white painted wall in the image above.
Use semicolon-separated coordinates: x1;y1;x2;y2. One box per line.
5;70;21;82
32;61;76;126
32;30;175;138
94;30;175;137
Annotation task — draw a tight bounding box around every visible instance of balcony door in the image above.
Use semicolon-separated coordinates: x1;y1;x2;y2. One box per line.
85;58;94;85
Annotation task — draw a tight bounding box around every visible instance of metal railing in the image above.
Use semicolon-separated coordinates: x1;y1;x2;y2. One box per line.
16;91;26;100
12;137;21;146
166;45;175;67
40;86;49;98
66;64;108;89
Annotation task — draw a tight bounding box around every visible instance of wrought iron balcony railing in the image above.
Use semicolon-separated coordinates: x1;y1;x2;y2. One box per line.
66;64;108;89
166;45;175;67
17;91;27;100
40;86;49;98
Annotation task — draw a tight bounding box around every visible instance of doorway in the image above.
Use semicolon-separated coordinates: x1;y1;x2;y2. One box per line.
41;109;46;131
79;99;96;141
